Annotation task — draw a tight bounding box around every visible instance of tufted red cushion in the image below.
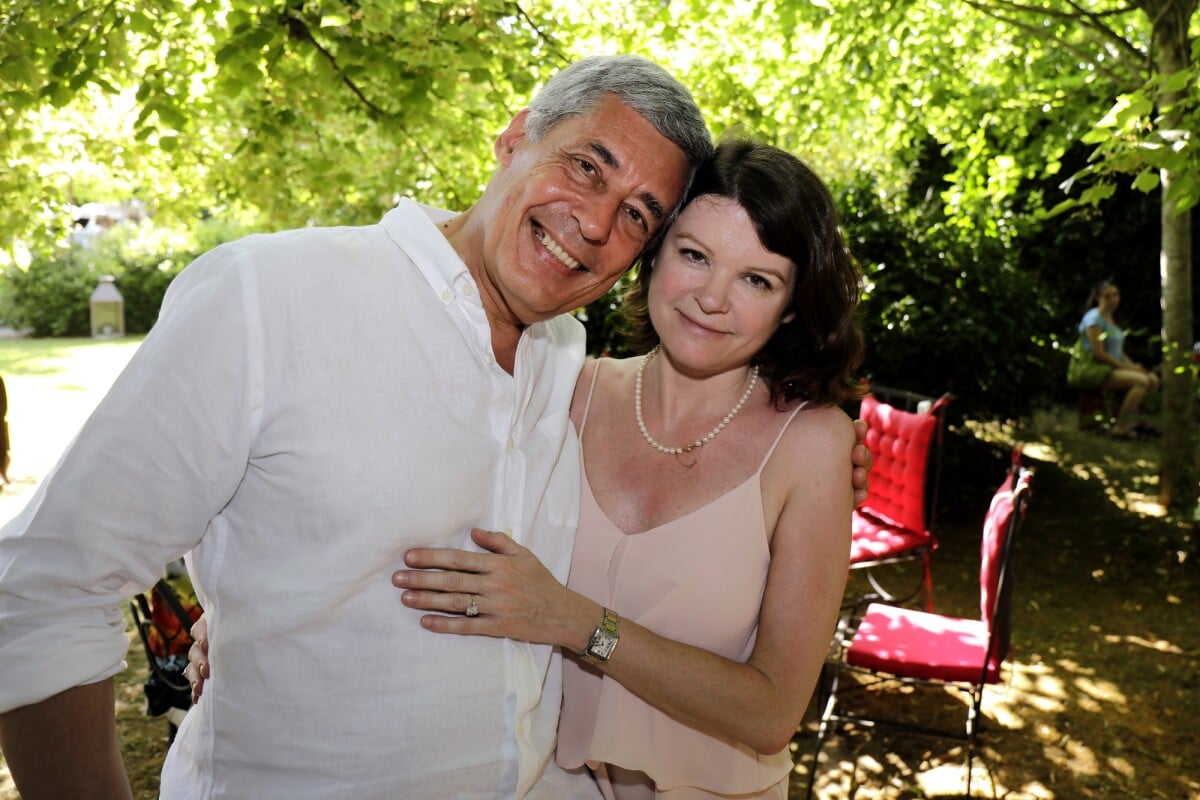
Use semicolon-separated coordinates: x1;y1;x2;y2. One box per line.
849;511;930;563
858;394;937;535
846;603;1000;683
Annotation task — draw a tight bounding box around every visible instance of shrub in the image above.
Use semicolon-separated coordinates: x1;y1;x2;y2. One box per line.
837;172;1065;421
0;218;252;337
0;254;97;337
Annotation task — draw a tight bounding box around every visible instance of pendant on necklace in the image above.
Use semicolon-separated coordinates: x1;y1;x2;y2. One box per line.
674;444;699;469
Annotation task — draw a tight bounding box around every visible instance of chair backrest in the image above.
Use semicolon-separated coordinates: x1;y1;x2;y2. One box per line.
980;462;1033;679
858;393;940;534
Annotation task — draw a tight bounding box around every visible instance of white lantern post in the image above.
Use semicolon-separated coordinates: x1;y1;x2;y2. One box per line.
89;275;125;339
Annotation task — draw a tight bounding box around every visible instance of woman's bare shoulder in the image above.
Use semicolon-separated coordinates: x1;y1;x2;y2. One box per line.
772;402;857;474
788;401;855;440
569;356;638;424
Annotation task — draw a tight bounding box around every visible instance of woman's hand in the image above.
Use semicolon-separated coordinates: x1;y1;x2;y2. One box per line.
183;615;210;703
393;529;597;651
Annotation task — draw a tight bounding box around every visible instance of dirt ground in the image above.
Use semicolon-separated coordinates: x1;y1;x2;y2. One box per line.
1;405;1196;799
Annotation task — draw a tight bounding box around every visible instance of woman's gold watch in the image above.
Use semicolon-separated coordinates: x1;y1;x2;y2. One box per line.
581;608;620;664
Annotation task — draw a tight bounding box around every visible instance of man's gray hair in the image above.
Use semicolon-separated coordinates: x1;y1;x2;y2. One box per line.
526;55;713;180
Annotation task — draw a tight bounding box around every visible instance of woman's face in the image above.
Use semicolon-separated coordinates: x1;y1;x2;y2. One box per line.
647;194;797;375
1099;284;1121;313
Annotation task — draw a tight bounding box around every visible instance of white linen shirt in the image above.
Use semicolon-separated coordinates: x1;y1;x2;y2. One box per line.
0;199;598;799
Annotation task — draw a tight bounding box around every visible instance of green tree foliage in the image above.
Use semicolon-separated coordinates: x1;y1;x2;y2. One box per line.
773;0;1198;508
0;0;572;257
1;0;1195;504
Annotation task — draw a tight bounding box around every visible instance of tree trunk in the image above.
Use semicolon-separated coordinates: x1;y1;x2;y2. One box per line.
1151;4;1197;509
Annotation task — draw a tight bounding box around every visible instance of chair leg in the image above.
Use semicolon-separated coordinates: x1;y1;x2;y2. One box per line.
804;711;829;799
805;663;846;799
964;688;986;796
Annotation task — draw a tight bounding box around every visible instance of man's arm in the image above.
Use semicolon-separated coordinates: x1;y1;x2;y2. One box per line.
0;679;132;800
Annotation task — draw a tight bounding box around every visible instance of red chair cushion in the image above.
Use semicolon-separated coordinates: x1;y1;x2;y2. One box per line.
980;472;1017;622
849;510;932;563
858;394;937;535
846;603;1002;684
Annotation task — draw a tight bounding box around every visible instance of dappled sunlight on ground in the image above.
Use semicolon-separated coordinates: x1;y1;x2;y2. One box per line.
965;412;1170;518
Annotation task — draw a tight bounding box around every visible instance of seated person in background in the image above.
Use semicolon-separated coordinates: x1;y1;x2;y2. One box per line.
1079;279;1159;438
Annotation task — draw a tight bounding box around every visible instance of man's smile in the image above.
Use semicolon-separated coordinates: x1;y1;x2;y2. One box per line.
534;223;586;272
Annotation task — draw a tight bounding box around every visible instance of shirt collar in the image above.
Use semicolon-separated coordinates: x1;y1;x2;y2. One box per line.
380;198;473;307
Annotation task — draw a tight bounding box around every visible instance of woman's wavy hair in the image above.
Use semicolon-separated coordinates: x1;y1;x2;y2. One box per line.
621;138;865;407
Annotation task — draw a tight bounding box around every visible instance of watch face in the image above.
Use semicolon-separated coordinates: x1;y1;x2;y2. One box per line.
587;631;618;661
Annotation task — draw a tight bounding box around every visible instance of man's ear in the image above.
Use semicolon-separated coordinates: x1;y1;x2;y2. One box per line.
495;108;532;166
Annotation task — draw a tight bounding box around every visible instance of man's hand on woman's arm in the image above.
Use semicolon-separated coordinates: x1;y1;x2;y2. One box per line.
852;417;872;507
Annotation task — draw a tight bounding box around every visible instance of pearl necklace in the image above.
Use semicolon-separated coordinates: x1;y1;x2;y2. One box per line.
634;345;759;466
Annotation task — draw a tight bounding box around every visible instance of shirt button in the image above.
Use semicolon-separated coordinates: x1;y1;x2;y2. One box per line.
461;283;474;297
507;437;515;450
485;352;495;365
440;289;452;302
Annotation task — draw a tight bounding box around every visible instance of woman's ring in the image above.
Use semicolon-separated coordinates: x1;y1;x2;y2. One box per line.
465;594;480;617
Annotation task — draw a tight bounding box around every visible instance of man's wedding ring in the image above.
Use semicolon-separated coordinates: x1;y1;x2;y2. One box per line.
465;595;480;617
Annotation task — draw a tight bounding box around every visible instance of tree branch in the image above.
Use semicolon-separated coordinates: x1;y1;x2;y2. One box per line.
279;10;461;205
512;1;570;65
958;0;1148;89
964;0;1145;62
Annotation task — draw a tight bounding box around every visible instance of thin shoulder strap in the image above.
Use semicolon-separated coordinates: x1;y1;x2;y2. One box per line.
757;402;808;476
578;358;604;438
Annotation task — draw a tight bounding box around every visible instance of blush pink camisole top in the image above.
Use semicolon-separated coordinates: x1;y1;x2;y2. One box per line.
556;360;803;795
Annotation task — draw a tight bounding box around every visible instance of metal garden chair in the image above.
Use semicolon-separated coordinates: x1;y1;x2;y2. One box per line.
807;455;1033;798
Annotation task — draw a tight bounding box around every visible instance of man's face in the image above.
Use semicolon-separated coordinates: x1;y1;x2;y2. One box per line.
469;95;691;329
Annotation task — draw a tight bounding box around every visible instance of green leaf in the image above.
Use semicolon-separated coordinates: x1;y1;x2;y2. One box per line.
1079;182;1116;206
157;104;189;131
243;28;273;51
129;10;156;36
43;82;73;108
2;90;37;111
1132;168;1160;193
1160;70;1192;93
1115;95;1153;127
0;55;38;87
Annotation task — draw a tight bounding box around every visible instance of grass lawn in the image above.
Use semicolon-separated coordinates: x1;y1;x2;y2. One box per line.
0;336;144;525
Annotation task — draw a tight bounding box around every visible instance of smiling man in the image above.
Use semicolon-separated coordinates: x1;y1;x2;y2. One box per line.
449;95;692;371
0;55;710;800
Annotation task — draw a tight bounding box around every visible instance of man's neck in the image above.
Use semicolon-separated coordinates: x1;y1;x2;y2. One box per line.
438;213;522;376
